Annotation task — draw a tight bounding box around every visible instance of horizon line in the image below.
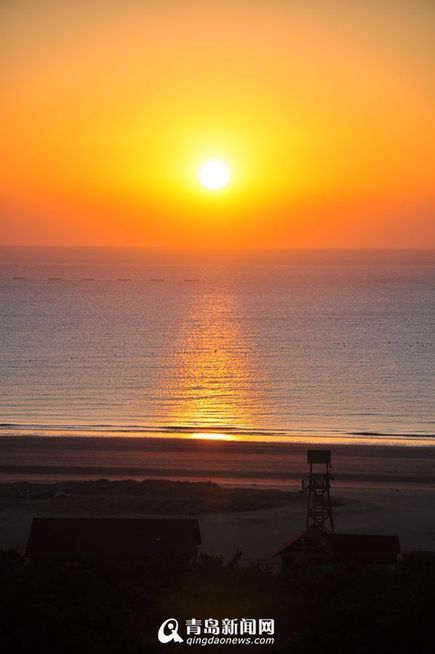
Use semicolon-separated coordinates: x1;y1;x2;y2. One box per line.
1;245;435;252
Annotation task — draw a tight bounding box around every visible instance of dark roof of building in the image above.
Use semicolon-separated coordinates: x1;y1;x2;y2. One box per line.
274;526;328;556
25;518;201;560
328;533;400;560
275;527;400;562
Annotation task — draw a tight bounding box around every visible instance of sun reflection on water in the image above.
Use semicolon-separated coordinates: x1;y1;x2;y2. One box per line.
191;432;235;441
163;291;260;431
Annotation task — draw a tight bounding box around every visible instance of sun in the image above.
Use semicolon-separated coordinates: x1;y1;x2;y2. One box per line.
197;159;230;190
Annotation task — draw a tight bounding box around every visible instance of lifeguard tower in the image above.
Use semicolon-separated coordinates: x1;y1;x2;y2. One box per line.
275;449;400;565
304;449;334;533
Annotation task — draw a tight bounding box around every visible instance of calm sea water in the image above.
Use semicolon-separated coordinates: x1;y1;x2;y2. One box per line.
1;248;434;441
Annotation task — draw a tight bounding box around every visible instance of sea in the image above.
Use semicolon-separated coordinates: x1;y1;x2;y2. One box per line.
1;247;434;446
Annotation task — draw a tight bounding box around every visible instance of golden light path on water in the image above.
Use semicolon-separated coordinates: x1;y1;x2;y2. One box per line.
191;433;235;442
114;284;435;449
162;290;259;430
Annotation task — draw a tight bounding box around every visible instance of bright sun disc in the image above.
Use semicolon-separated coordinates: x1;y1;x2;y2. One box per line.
198;160;230;190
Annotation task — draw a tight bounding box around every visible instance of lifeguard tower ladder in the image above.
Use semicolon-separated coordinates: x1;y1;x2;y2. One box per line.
304;449;334;533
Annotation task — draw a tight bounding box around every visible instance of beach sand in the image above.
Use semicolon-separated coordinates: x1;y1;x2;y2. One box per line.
1;482;434;561
0;435;434;561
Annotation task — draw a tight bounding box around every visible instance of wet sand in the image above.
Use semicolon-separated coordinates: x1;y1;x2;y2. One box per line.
1;435;435;485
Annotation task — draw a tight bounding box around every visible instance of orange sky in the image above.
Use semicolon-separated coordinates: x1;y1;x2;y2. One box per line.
1;0;434;248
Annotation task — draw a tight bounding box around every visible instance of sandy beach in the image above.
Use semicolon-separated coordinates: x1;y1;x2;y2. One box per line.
1;435;435;484
1;436;434;561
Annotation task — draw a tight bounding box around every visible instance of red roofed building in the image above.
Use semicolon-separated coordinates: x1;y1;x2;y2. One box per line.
275;526;400;566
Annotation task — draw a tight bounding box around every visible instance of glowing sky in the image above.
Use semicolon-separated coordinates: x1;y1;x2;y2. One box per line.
1;0;434;247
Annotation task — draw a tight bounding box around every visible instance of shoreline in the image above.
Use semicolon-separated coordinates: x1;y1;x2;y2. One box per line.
1;428;435;447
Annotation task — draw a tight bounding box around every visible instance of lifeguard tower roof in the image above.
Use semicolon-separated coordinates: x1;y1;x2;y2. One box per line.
307;450;331;464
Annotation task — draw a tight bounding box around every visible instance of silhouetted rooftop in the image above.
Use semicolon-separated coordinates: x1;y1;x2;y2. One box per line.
25;517;201;561
275;526;400;563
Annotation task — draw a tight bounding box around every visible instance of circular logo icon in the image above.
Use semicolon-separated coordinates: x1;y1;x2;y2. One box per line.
158;618;184;644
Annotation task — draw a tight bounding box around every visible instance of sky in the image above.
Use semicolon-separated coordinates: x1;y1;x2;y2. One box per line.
1;0;434;248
